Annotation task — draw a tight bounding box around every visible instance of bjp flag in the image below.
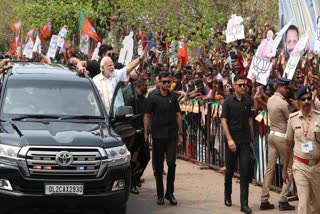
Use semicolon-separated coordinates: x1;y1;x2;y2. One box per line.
41;22;52;38
79;11;99;41
178;35;188;68
11;20;21;34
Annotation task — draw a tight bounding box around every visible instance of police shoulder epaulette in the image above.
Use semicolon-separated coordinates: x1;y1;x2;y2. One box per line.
312;109;320;115
289;111;299;118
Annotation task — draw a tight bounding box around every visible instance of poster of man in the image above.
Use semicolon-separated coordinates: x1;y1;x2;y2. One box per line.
284;25;299;61
282;25;310;80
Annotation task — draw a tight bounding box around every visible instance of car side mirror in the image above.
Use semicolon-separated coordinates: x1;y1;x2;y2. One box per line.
114;106;134;119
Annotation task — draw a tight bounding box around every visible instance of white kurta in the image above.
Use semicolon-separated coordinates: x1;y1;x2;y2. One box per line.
93;67;128;112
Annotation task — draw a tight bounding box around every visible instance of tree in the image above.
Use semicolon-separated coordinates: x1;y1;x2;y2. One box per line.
2;0;278;52
0;0;24;51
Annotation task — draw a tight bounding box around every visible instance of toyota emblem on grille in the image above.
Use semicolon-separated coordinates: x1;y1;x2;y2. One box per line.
56;151;73;167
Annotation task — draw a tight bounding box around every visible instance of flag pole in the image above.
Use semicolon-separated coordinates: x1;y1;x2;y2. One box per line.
20;0;25;59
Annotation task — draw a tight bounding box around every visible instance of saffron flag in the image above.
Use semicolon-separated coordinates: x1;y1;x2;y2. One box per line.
12;35;21;53
11;37;17;52
79;11;99;41
25;28;35;41
178;36;188;67
11;20;21;34
41;22;52;38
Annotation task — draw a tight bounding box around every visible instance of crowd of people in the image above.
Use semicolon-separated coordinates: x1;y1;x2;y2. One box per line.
1;20;320;214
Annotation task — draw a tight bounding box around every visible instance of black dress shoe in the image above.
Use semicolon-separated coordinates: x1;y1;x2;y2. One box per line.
260;201;275;210
224;198;232;207
279;202;295;211
157;197;164;205
241;205;252;214
130;186;139;194
165;193;178;205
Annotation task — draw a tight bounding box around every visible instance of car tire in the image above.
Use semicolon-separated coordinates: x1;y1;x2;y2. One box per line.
106;204;126;214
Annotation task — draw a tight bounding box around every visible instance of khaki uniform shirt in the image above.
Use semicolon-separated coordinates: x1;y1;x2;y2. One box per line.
286;109;320;159
267;92;291;133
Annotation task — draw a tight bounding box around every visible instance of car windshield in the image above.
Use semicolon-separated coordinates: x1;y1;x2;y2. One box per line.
1;78;103;118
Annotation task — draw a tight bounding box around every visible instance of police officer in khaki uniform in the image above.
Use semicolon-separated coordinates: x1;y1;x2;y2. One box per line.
260;77;295;211
283;86;320;214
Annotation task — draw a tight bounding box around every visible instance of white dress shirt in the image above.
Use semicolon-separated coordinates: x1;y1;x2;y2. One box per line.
93;67;128;112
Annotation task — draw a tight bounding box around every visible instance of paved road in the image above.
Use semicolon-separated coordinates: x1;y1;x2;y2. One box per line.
127;159;298;214
7;159;298;214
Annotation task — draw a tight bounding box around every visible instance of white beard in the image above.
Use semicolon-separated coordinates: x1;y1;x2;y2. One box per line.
104;70;114;77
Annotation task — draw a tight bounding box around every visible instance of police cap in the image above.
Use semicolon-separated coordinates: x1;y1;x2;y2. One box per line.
297;86;312;100
277;77;290;86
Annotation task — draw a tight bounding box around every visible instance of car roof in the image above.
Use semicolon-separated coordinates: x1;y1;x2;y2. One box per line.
8;63;88;82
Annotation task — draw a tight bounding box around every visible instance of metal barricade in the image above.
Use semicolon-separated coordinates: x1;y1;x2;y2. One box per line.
178;100;285;191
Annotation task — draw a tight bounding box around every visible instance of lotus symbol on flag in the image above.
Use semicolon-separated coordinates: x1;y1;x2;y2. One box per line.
287;54;300;71
226;26;242;42
252;56;272;81
89;26;95;36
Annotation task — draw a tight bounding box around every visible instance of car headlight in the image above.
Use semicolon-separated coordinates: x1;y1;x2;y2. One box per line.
105;145;131;167
0;144;20;158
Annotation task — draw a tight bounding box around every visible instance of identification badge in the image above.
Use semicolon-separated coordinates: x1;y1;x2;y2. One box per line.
301;141;313;153
307;141;313;151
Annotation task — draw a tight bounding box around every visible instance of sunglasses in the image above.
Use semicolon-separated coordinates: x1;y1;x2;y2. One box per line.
161;80;171;84
236;83;246;88
300;96;312;102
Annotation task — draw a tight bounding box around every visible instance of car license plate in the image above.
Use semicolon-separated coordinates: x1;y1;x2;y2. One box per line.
45;184;83;195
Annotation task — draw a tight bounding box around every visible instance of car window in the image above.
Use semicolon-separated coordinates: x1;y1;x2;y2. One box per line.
113;88;125;117
112;82;135;117
1;79;102;117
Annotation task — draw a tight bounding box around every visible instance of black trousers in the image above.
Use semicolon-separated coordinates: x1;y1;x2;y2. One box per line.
130;133;150;186
152;137;177;197
224;142;251;207
136;142;150;181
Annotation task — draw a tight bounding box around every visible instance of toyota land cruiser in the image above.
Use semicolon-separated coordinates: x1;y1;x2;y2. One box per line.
0;63;131;213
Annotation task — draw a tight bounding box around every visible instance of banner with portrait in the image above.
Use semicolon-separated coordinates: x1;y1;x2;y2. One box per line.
279;0;316;48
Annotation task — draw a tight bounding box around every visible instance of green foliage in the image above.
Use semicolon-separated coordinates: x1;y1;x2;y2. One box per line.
18;0;97;35
1;0;278;52
0;0;23;51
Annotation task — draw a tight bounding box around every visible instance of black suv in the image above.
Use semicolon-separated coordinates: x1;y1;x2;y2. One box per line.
0;63;133;213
